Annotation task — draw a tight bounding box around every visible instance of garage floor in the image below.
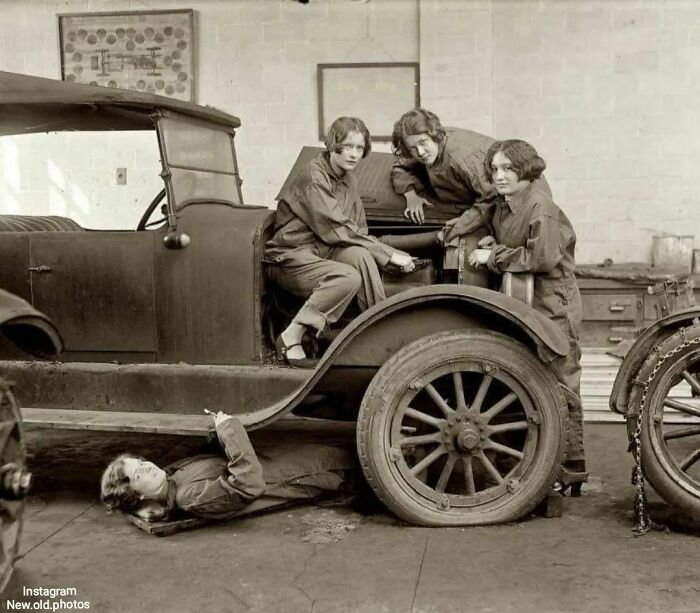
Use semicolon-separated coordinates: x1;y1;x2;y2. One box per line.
1;422;699;613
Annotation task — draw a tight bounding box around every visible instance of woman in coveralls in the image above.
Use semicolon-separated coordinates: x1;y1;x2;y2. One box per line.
391;108;497;238
101;411;355;521
469;139;586;495
265;117;415;366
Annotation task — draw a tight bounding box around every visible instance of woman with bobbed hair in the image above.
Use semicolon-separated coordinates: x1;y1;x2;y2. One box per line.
266;116;415;366
391;108;497;234
468;139;586;494
101;412;265;521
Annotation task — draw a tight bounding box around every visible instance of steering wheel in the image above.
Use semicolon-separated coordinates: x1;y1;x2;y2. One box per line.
137;188;167;231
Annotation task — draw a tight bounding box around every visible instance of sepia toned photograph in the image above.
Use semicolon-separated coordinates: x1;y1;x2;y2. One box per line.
0;0;699;611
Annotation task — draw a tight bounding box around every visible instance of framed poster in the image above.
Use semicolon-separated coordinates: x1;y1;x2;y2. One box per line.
317;62;420;142
58;9;195;102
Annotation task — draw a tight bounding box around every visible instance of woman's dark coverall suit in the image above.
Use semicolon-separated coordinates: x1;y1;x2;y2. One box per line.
265;152;395;336
391;127;498;237
486;177;585;463
164;417;355;520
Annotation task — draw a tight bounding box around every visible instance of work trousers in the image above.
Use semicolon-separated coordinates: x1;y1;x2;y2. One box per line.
266;244;386;336
533;276;585;464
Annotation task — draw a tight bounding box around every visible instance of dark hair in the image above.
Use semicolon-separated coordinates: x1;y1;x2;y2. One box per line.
324;116;371;158
100;453;150;513
484;139;546;182
391;108;446;158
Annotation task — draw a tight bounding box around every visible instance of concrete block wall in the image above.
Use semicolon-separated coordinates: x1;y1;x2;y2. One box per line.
1;0;698;265
421;0;700;264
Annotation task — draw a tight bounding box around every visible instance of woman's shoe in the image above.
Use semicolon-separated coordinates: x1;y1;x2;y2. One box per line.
275;335;317;369
554;460;588;497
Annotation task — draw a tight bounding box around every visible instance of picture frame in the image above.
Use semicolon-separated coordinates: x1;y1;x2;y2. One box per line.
317;62;420;142
57;9;196;102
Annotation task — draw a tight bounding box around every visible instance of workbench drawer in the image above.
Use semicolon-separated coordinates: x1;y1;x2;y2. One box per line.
581;293;641;321
580;320;638;347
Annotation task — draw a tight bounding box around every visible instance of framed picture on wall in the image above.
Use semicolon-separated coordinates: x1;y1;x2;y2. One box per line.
317;62;420;142
57;9;196;102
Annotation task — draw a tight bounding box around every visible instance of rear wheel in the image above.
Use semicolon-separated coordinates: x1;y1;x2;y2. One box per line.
357;330;567;526
640;326;700;519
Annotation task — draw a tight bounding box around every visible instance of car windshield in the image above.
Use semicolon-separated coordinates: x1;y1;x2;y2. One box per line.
159;113;242;209
0;130;162;230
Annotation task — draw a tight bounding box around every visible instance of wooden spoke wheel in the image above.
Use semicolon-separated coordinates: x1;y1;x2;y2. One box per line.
641;334;700;519
0;377;30;592
357;330;567;526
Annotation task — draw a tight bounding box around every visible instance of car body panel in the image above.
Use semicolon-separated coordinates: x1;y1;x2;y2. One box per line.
0;289;63;358
609;307;700;415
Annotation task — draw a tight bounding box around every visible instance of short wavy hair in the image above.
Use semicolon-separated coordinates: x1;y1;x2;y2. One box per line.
324;116;371;158
100;453;146;514
484;139;546;182
391;108;446;159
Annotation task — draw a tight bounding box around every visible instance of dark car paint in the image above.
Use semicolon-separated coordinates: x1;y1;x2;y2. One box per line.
0;289;62;358
0;71;570;431
609;306;700;415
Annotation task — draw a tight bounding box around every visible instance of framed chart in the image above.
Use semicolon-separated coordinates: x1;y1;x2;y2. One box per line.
58;9;196;102
317;62;420;142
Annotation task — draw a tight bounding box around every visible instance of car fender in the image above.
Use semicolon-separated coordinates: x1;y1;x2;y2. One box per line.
609;307;700;415
245;285;568;429
0;289;63;358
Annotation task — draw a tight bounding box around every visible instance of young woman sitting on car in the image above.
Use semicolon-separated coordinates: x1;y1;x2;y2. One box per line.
264;116;415;367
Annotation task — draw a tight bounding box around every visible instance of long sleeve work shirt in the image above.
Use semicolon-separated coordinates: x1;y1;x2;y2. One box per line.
391;127;498;232
487;177;577;282
266;152;395;267
165;417;265;520
164;417;357;521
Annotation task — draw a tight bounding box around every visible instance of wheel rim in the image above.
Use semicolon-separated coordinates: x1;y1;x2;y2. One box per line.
0;379;25;592
386;359;542;511
648;348;700;498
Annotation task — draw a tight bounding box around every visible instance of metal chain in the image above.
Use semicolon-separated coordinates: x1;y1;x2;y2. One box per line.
629;329;700;535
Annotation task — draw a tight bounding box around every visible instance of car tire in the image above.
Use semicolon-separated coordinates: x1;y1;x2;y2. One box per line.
640;325;700;520
357;329;567;526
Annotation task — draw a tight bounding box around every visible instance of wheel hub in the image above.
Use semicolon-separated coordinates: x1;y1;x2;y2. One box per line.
457;429;481;452
442;417;485;454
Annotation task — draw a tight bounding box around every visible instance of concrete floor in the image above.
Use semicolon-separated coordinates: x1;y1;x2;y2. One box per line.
1;422;699;613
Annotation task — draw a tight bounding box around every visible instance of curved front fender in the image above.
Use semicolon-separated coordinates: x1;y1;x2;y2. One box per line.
328;284;569;361
243;285;568;430
609;307;700;415
0;289;63;358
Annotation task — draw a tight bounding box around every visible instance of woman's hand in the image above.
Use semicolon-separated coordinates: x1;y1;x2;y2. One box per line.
468;248;491;268
403;191;431;225
213;410;233;427
478;235;496;248
390;251;416;273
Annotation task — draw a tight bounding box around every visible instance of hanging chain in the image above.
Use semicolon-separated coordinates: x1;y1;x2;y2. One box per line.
629;329;700;535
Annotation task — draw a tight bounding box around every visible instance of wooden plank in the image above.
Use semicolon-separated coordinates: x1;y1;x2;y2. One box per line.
124;512;209;537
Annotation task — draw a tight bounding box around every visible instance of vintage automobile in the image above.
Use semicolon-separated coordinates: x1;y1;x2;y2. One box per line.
0;71;573;527
609;281;700;528
0;289;62;590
